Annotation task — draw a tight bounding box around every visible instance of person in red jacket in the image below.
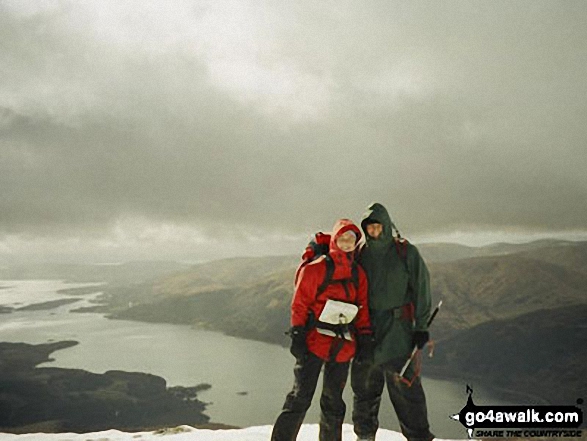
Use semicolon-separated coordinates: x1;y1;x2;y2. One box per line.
271;219;373;441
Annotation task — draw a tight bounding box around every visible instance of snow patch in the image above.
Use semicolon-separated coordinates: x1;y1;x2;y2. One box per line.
0;424;465;441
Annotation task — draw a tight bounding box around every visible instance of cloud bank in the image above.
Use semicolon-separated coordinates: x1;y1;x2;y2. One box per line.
1;0;586;259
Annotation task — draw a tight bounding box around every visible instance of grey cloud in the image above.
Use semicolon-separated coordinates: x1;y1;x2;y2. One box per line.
1;0;586;246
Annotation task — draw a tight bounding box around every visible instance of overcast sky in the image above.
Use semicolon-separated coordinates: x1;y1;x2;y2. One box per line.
1;0;586;262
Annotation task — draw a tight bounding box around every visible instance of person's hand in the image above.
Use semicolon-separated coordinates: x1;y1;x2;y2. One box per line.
412;330;429;349
355;333;375;364
289;326;307;359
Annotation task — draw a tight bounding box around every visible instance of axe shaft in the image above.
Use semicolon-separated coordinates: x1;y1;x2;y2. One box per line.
398;300;443;377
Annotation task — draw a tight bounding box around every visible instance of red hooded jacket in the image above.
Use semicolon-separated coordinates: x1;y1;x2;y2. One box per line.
291;219;372;362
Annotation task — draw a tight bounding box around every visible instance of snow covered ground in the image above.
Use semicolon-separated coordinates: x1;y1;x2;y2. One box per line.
0;424;464;441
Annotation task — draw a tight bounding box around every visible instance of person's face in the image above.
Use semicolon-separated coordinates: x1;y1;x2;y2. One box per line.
366;223;383;240
336;231;357;252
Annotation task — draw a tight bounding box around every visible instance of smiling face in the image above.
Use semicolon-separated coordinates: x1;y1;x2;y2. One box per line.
336;230;357;252
365;222;383;240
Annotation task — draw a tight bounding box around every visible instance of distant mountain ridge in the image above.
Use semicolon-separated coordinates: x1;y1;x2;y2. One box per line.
416;238;581;263
0;261;193;285
120;240;587;340
151;255;298;297
106;239;586;404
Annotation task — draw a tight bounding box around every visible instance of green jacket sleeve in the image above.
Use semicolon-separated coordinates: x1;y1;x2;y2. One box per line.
407;244;431;331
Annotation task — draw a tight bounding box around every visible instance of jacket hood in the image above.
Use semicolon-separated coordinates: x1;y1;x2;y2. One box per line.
361;202;395;243
330;218;362;253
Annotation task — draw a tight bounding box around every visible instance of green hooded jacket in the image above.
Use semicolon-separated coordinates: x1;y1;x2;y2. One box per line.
359;202;431;366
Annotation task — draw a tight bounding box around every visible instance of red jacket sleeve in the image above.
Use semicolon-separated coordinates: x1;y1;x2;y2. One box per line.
353;266;372;334
291;262;322;327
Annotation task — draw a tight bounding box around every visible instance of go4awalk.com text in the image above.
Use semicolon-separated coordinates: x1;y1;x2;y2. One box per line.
450;386;584;438
466;408;580;426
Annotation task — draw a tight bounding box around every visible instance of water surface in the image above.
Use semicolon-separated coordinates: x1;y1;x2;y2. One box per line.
0;280;513;438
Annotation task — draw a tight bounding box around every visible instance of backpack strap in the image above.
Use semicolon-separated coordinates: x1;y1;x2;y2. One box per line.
394;238;409;273
351;261;359;291
394;238;416;304
316;255;360;299
316;255;335;297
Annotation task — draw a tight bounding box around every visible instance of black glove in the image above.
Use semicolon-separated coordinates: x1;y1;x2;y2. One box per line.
412;330;429;349
289;326;307;359
355;333;375;364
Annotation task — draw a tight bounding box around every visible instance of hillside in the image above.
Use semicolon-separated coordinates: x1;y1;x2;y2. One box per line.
106;240;586;404
428;244;587;339
114;241;587;343
112;267;293;345
426;304;587;404
151;255;298;297
518;241;587;274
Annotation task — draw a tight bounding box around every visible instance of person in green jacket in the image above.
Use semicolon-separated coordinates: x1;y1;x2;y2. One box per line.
351;202;434;441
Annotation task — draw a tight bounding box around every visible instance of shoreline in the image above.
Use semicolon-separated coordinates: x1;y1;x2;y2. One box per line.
422;365;551;406
104;311;547;406
100;309;552;406
0;340;214;434
0;279;559;410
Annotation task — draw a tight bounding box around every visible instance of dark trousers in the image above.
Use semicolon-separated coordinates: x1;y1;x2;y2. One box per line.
351;358;434;441
271;352;350;441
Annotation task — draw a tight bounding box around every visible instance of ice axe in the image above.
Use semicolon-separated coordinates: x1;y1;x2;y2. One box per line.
397;300;442;380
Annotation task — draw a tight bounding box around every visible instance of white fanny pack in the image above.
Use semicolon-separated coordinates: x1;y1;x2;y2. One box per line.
316;299;359;341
